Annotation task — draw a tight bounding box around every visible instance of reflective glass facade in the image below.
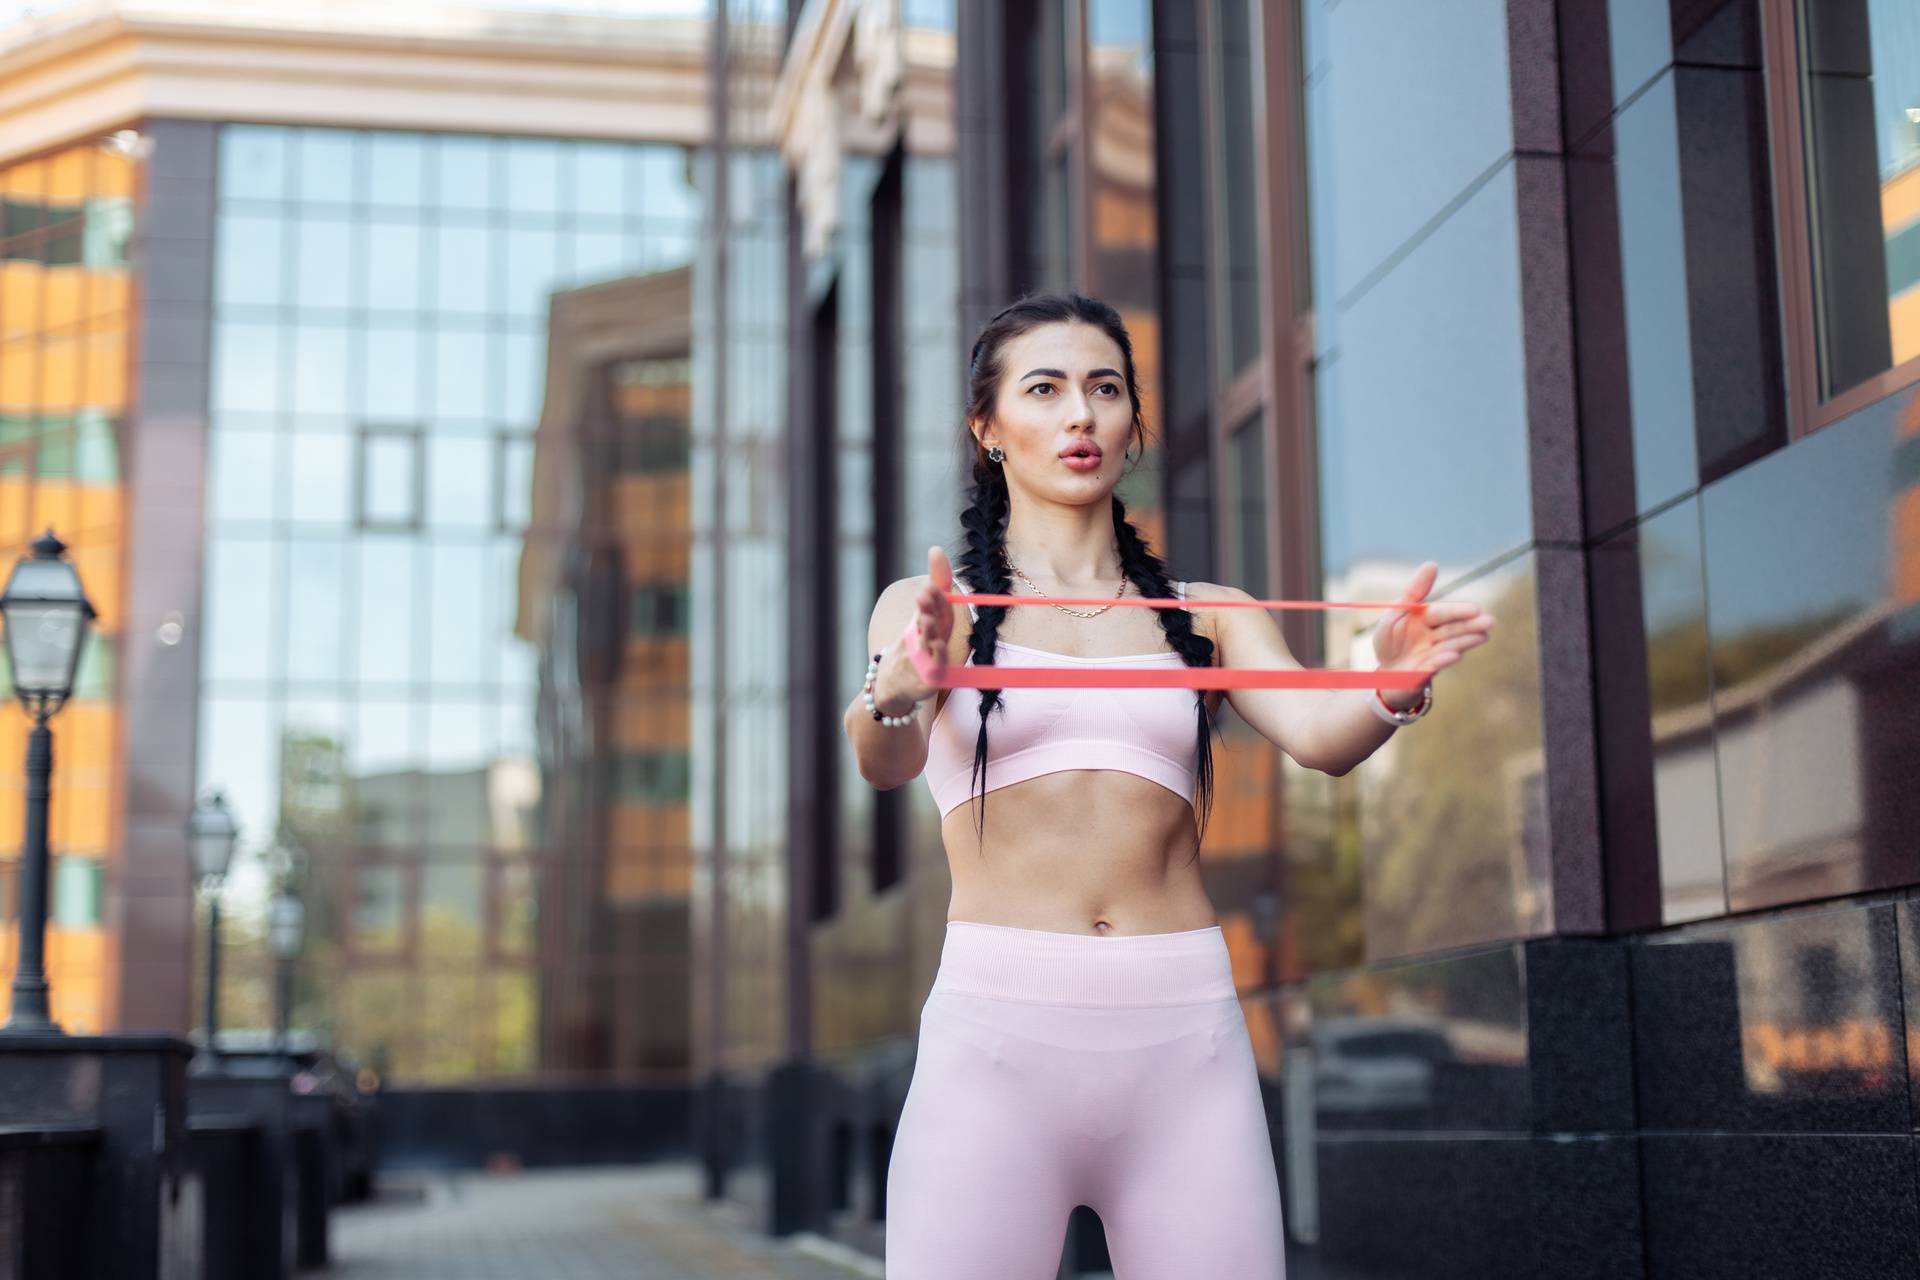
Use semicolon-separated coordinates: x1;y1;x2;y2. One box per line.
199;124;702;1081
753;2;1920;1274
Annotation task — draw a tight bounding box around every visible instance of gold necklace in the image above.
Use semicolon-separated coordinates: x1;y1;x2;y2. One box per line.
1006;559;1128;619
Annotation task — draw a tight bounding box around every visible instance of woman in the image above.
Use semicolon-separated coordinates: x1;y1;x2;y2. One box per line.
843;293;1494;1278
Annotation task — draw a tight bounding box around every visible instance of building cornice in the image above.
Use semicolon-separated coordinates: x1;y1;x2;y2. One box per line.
771;0;952;259
0;0;709;165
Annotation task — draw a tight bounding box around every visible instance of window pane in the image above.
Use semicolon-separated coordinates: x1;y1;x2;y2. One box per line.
636;145;700;224
365;222;424;312
212;322;283;415
505;139;562;218
286;537;347;683
433;329;490;423
291;324;351;415
288;433;352;524
295;216;353;311
82;196;132;268
631;581;689;636
614;750;691;804
352;864;407;954
574;141;627;218
435;224;492;316
427;434;492;529
362;324;423;420
1797;0;1920;400
362;433;419;525
297;129;358;206
437;136;496;211
356;535;418;685
216;213;285;308
220;126;290;202
499;434;533;528
504;227;561;319
429;540;487;686
421;861;483;962
52;857;103;928
367;132;427;209
202;539;279;685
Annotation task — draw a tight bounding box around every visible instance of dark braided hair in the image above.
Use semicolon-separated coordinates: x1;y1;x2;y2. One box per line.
954;292;1217;863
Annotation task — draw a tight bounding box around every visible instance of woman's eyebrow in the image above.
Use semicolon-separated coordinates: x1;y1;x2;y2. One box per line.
1018;367;1121;380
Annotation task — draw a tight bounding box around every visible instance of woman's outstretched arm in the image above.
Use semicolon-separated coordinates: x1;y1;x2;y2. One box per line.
1191;564;1493;776
843;547;966;789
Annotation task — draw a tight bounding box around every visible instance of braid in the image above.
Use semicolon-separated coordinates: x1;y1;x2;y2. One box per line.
1112;494;1218;859
956;454;1013;850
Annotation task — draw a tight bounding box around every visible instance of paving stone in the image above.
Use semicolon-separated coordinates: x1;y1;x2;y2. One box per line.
320;1163;881;1280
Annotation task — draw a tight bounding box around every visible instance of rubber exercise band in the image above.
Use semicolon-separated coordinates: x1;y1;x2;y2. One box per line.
903;592;1437;691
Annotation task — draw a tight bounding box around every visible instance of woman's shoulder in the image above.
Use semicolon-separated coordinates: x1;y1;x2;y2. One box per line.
1178;579;1251;602
1174;580;1252;647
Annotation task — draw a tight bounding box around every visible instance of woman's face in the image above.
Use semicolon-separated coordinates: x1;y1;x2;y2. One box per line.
972;321;1136;502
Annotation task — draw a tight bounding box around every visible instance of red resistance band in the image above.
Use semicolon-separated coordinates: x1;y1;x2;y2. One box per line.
903;591;1436;690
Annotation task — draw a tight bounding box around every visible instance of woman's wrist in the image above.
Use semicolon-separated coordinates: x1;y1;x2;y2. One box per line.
1378;681;1426;713
1368;679;1433;726
867;644;926;720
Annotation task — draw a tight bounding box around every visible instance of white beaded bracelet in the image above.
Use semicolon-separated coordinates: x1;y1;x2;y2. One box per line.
1368;682;1433;727
864;651;924;727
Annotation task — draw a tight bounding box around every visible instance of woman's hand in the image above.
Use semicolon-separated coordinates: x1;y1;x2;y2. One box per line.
874;546;956;712
1372;561;1494;706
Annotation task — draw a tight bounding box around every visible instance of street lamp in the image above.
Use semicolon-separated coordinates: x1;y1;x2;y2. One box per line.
0;529;98;1035
268;889;305;1057
187;791;239;1055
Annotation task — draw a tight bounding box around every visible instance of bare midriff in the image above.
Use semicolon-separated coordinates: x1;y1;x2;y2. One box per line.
938;767;1219;937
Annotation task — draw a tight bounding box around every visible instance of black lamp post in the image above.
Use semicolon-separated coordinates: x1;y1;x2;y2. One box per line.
267;888;305;1059
188;791;239;1056
0;530;98;1036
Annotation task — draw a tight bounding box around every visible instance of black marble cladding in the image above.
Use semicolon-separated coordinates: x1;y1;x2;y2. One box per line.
1309;1134;1641;1280
1901;898;1920;1128
1632;901;1910;1134
1265;895;1920;1276
1640;1134;1920;1278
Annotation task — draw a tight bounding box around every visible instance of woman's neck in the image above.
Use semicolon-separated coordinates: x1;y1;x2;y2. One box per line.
1002;503;1122;586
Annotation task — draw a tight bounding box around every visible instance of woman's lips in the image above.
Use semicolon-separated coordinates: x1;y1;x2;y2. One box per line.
1060;453;1102;471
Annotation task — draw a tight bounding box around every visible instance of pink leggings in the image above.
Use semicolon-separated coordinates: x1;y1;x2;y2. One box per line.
884;921;1286;1278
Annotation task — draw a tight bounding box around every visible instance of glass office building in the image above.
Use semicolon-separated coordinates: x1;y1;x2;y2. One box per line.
702;2;1920;1276
0;3;724;1084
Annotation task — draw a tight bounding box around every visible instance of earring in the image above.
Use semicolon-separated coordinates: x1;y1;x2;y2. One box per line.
987;445;1005;463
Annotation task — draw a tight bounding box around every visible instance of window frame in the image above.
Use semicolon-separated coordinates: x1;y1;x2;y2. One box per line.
1195;0;1320;662
1759;0;1920;440
354;422;426;533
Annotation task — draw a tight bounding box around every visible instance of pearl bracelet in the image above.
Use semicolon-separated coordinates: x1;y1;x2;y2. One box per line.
864;651;924;727
1368;681;1433;727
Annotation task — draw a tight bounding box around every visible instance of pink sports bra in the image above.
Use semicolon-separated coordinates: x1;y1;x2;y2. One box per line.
922;576;1203;819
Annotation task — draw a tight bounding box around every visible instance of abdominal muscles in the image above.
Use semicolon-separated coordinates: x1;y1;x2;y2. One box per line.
939;769;1210;935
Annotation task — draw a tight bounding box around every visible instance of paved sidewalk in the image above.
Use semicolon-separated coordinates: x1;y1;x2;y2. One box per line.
322;1163;884;1279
